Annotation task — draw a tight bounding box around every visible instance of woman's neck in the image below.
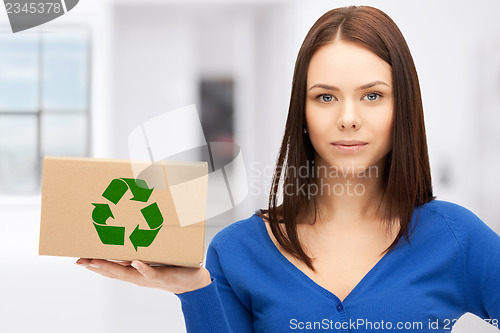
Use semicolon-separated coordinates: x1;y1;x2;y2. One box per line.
312;159;386;226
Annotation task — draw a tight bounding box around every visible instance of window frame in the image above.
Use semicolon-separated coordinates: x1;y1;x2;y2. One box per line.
0;26;92;197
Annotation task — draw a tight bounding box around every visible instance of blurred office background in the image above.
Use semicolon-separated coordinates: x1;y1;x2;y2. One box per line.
0;0;499;332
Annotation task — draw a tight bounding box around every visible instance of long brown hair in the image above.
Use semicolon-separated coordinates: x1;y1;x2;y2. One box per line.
261;6;434;270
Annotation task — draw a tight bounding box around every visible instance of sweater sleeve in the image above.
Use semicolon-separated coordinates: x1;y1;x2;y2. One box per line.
176;236;253;333
455;206;500;325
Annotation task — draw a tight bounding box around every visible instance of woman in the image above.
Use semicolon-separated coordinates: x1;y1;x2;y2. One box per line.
77;6;500;332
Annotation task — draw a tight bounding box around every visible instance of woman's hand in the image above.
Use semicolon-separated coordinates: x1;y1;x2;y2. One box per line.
75;258;212;294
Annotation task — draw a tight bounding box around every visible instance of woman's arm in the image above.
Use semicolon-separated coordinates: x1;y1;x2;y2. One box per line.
75;258;239;332
75;234;253;332
175;239;254;333
75;258;211;294
452;206;500;326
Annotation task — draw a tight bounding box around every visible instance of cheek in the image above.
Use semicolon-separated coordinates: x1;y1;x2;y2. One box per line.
306;115;328;146
305;108;326;150
376;110;394;149
304;105;315;130
305;105;330;134
363;107;393;146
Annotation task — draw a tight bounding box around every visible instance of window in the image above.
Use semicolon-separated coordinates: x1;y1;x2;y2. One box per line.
0;27;91;195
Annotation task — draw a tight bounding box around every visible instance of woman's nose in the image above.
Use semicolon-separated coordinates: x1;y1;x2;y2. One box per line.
337;101;361;130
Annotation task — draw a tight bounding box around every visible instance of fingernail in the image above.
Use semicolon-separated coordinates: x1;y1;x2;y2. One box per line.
75;262;89;267
89;264;100;269
131;262;140;270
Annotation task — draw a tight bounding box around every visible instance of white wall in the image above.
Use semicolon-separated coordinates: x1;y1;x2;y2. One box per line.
1;0;499;332
0;2;117;333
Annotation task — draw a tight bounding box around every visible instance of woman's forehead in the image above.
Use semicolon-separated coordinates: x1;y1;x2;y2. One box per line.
307;41;392;89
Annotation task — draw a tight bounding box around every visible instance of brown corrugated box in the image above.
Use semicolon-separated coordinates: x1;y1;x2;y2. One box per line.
39;156;208;267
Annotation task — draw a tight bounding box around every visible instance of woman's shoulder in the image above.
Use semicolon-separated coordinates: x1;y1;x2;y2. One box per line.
209;211;266;251
422;199;483;227
420;199;499;244
423;199;478;219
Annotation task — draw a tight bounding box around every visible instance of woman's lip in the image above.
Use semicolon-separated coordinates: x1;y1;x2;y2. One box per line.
331;142;367;153
332;140;367;145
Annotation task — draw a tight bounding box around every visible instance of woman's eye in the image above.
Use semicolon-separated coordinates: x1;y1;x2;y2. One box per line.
363;92;382;101
318;94;334;103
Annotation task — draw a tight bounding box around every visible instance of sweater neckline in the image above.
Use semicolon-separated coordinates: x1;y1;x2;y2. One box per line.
254;213;395;305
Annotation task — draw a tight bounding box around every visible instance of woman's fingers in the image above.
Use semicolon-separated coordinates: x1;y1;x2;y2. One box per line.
76;258;92;266
131;261;158;281
76;258;142;282
76;258;131;268
89;259;142;281
85;265;118;279
75;258;211;294
109;260;132;267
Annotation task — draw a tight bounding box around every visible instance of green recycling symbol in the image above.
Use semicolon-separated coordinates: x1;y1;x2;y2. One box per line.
91;178;163;251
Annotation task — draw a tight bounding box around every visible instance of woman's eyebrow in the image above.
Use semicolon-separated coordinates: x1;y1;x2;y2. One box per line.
308;80;390;91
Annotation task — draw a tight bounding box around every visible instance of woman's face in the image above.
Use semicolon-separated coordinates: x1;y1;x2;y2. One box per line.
305;40;394;176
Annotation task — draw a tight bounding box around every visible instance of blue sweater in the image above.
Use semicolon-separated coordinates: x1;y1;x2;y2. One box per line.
177;200;500;332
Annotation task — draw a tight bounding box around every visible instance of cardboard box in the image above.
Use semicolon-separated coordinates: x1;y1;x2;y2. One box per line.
39;156;208;267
